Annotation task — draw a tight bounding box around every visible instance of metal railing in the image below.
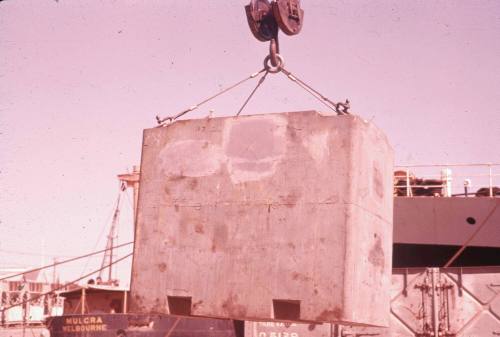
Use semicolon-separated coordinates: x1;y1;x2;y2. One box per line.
394;163;500;197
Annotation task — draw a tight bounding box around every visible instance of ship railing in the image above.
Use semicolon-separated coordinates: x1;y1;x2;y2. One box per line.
394;163;500;197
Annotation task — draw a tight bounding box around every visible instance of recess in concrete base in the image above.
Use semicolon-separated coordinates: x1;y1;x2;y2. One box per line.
273;300;301;321
167;296;192;316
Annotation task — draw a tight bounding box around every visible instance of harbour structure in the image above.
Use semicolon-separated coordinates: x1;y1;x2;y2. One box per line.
0;268;63;327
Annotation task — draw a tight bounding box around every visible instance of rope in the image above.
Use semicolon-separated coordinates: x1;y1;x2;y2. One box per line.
280;67;350;115
0;241;133;282
0;253;133;313
155;53;351;123
281;68;338;113
156;68;266;124
236;70;269;116
443;202;499;268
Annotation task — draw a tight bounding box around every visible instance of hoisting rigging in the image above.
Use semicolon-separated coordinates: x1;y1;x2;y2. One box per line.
156;0;350;126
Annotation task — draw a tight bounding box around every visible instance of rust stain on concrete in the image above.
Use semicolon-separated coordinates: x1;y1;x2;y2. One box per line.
194;223;204;234
221;294;247;317
316;307;343;321
188;178;198;190
157;263;167;272
168;174;186;182
373;162;384;199
192;300;203;310
292;272;311;282
213;224;228;248
281;191;301;208
368;235;385;271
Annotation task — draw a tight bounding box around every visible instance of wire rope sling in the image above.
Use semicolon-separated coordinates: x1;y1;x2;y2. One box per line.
156;0;350;125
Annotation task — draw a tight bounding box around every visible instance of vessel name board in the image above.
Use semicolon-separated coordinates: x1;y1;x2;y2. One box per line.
62;316;107;332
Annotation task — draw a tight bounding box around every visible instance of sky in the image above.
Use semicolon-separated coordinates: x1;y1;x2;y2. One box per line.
1;1;499;285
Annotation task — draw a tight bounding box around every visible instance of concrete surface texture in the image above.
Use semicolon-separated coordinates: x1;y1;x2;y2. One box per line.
130;111;394;326
245;266;500;336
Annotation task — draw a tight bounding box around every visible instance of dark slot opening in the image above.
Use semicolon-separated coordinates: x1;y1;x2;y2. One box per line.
393;243;500;268
233;320;245;337
167;296;192;316
273;299;301;321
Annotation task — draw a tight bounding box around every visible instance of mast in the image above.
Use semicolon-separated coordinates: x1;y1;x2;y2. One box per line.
99;192;121;283
97;166;139;284
117;166;140;226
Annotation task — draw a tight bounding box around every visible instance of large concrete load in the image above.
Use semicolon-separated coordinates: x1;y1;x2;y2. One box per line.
130;111;394;326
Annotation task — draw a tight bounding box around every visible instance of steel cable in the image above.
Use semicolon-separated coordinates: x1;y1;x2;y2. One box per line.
280;68;338;113
156;68;266;124
280;67;350;115
0;253;133;312
236;70;269;116
0;241;133;282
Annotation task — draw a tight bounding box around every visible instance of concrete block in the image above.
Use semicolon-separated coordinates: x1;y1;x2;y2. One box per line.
130;111;394;326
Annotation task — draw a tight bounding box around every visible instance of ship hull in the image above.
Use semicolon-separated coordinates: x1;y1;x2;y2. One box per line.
47;314;242;337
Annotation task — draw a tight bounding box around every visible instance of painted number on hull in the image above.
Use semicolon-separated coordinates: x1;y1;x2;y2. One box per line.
259;332;299;337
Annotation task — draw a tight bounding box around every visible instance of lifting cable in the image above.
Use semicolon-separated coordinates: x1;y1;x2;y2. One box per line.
0;241;133;282
155;54;350;125
156;68;267;124
155;54;351;125
155;1;349;125
280;67;350;115
0;252;133;313
236;70;270;116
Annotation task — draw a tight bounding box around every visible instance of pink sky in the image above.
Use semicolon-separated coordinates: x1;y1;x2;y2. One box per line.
1;1;499;283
